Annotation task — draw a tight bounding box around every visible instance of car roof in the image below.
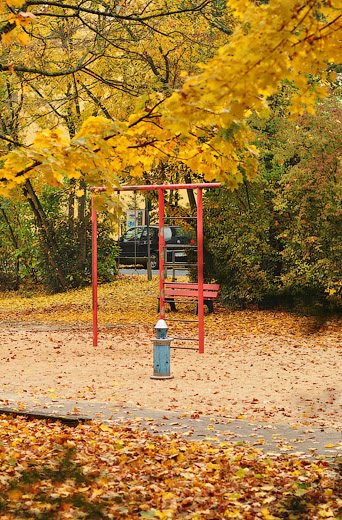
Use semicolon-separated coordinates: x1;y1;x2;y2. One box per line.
133;225;182;228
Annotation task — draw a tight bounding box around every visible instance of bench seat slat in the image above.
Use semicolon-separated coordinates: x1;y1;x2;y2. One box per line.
164;282;220;301
164;283;220;290
165;290;218;299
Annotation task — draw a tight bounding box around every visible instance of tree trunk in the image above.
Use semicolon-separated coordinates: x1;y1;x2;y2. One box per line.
23;179;68;291
77;179;88;276
0;205;20;288
68;179;76;234
184;171;197;212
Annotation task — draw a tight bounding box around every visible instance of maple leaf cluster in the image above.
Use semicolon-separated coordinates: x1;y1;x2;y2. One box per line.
0;0;340;199
0;415;340;519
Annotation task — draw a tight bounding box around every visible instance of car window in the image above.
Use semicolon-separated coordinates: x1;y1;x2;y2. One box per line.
142;228;158;239
172;227;188;238
164;226;188;241
164;227;173;242
151;228;158;239
121;226;189;242
122;227;143;241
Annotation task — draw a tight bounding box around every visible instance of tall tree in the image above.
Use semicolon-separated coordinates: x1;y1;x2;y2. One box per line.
0;0;233;289
202;90;342;309
0;1;339;199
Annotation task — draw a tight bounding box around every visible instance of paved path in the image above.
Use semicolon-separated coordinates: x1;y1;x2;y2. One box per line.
0;393;340;459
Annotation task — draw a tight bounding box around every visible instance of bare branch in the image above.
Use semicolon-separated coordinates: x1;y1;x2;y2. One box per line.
80;82;115;120
24;0;211;22
0;60;92;77
0;134;24;147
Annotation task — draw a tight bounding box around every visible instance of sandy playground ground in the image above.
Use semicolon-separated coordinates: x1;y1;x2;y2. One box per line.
0;314;341;431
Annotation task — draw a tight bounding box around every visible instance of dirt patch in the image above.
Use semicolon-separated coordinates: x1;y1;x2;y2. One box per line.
0;317;340;430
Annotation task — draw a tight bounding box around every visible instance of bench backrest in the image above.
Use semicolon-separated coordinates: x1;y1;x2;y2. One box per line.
164;282;220;299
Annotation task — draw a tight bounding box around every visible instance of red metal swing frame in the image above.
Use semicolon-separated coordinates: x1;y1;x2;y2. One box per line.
91;183;221;352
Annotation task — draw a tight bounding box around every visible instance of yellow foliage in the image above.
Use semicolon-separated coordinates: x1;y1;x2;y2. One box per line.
1;30;15;45
33;128;70;150
163;0;340;131
0;1;340;199
15;31;30;45
5;0;25;8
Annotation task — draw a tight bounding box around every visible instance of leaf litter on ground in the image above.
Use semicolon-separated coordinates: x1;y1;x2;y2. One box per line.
0;415;341;519
0;276;340;338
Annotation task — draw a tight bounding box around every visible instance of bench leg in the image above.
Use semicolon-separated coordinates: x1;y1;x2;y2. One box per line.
206;300;214;313
157;298;177;313
169;299;177;312
195;300;214;315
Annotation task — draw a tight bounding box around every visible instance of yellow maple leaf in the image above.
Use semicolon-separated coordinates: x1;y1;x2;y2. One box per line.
16;31;30;45
1;31;14;45
99;424;113;433
6;0;25;8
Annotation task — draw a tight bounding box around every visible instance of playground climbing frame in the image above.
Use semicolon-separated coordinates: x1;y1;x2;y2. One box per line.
91;183;221;352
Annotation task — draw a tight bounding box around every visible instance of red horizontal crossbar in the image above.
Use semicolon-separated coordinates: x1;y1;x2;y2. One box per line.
91;183;221;192
117;183;221;191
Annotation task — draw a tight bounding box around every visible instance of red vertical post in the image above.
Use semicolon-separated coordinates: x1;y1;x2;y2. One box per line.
158;188;165;319
91;195;98;347
197;188;204;353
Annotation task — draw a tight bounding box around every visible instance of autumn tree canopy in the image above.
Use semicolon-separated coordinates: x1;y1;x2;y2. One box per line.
0;0;340;199
1;0;235;290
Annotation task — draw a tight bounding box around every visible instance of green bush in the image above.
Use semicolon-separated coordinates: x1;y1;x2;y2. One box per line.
203;182;278;308
203;96;341;312
0;198;39;291
37;187;118;292
0;188;119;293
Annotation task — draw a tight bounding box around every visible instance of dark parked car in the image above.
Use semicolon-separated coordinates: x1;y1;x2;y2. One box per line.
118;225;193;269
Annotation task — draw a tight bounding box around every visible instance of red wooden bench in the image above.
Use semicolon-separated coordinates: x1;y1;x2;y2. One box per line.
158;282;220;314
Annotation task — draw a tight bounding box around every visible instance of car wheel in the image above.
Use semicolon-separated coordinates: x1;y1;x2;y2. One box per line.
150;252;159;270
